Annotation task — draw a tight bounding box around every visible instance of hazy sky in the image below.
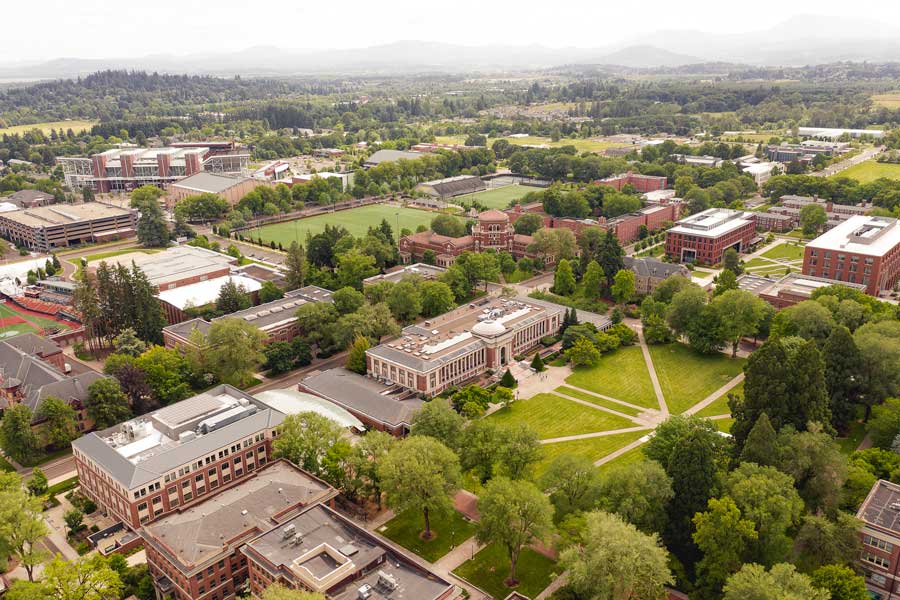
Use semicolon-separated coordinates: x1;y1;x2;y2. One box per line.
4;0;900;61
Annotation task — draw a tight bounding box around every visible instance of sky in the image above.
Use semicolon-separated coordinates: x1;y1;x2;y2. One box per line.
4;0;900;61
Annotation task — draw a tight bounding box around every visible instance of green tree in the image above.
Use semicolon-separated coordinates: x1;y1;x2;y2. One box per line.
693;496;758;598
378;436;461;540
346;431;395;508
792;513;861;573
610;268;635;304
26;468;47;496
810;565;868;600
260;584;326;600
597;230;625;287
461;420;501;483
132;187;169;247
0;404;39;464
215;278;251;314
336;249;378;290
410;400;464;450
477;477;554;586
264;341;295;375
496;423;541;480
739;412;779;467
823;326;863;433
0;476;49;581
274;412;344;478
666;285;707;340
723;247;743;274
134;346;192;405
540;454;600;517
346;335;371;374
430;214;466;237
206;318;266;386
561;511;674;600
500;368;516;388
771;300;835;343
530;352;545;372
111;327;147;357
259;281;284;304
711;289;767;357
597;459;673;534
284;241;308;290
581;260;603;300
387;280;423;322
36;396;79;448
419;280;455;317
85;379;132;429
64;508;83;535
567;337;601;367
714;268;738;296
332;286;366;315
553;259;576;295
800;204;828;235
778;428;848;514
853;320;900;418
724;563;828;600
513;213;544;235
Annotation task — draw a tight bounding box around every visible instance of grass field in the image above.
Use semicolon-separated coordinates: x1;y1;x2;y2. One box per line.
455;185;533;209
595;446;645;475
713;417;735;433
873;92;900;109
564;346;658;409
835;160;900;184
252;205;461;246
488;393;635;439
554;386;643;417
453;543;557;600
500;135;626;154
761;243;805;261
0;120;96;136
379;507;477;563
694;381;743;418
534;431;648;479
0;302;71;339
648;343;745;415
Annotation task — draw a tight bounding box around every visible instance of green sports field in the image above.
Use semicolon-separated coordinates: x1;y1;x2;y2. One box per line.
454;184;534;209
834;160;900;184
251;205;464;246
0;302;71;339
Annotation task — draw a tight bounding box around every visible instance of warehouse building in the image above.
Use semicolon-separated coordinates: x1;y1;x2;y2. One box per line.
167;172;260;208
0;203;136;251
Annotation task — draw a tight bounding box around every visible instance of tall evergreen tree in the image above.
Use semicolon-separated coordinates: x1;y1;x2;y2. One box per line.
731;339;793;450
284;241;308;290
789;340;832;433
598;230;625;288
823;326;863;434
739;412;779;467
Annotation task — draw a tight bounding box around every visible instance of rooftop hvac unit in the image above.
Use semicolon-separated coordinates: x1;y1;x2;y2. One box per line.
377;571;398;590
282;524;296;539
291;532;304;545
890;502;900;511
357;584;373;600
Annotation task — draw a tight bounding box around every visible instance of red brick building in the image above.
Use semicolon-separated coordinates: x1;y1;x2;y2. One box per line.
597;171;668;193
802;216;900;296
72;385;285;529
140;460;336;600
665;208;757;265
856;479;900;599
737;272;867;309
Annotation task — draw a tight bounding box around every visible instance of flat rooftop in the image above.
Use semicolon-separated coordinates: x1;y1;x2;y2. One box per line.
0;203;134;228
157;274;262;310
668;208;754;238
367;297;562;372
72;385;284;489
211;287;319;331
244;504;452;599
363;263;447;286
859;479;900;535
806;215;900;257
97;245;235;288
171;172;249;194
140;460;333;571
738;272;866;298
301;368;422;427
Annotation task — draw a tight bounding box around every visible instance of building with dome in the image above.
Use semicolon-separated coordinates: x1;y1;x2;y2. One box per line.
365;296;565;396
398;209;538;267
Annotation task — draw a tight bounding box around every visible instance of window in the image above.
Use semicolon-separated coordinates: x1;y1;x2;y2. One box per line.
137;502;148;511
865;535;894;552
862;551;890;569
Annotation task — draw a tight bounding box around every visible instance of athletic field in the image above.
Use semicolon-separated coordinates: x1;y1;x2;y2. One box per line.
251;204;464;246
834;160;900;184
0;302;72;339
455;185;534;209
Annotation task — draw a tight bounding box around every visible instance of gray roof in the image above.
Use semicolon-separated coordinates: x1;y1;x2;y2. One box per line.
859;479;900;535
211;287;326;330
624;256;689;280
7;189;54;202
3;333;61;358
162;318;211;342
364;149;423;166
171;172;250;194
301;368;422;427
72;385;285;490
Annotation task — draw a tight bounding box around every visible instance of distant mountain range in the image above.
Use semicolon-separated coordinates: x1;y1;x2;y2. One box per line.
2;15;900;80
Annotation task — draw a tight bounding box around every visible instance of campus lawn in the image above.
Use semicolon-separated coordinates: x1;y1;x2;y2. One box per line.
564;346;658;409
82;247;159;263
836;160;900;184
379;507;477;563
761;243;805;261
453;543;557;600
554;386;643;417
648;343;746;415
712;417;734;433
455;185;532;209
595;445;646;476
694;381;743;418
534;430;649;480
488;393;635;440
252;205;462;246
782;229;816;240
0;119;96;136
837;420;867;455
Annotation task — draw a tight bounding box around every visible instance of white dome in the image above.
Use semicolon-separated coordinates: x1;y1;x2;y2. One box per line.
472;319;506;337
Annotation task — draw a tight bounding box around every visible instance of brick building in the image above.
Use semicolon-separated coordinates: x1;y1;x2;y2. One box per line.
802;215;900;296
604;203;681;244
365;296;565;396
72;385;285;529
856;479;900;599
623;257;690;295
167;173;262;209
0;203;137;252
665;208;757;265
597;171;668;193
140;460;336;600
737;272;867;309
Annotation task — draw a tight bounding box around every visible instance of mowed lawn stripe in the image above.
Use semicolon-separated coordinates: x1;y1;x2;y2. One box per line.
487;393;634;439
533;430;649;479
694;380;744;418
555;386;643;417
253;205;464;246
454;185;531;209
564;345;658;409
648;343;746;415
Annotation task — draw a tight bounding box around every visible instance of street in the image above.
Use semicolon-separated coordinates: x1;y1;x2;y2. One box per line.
812;145;883;177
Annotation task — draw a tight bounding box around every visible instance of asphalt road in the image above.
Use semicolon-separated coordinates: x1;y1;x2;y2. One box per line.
812;145;883;177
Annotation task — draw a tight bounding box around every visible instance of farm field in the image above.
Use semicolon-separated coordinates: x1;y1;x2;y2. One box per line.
873;91;900;109
0;119;96;136
435;134;628;154
649;343;745;415
0;301;71;339
835;160;900;184
454;184;533;209
251;205;462;246
564;346;658;409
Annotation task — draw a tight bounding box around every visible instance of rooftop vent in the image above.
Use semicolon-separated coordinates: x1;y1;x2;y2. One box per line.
282;524;296;539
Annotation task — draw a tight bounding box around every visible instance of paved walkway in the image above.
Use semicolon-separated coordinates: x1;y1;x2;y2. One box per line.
637;329;669;416
540;426;652;445
594;434;653;467
684;373;745;416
